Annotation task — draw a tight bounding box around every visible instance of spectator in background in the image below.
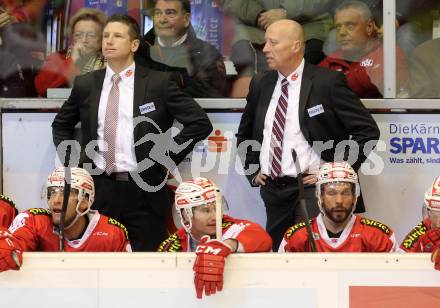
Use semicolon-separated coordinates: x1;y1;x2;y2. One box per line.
34;8;107;97
0;0;46;97
0;20;44;97
279;162;397;253
0;0;47;28
319;1;408;98
396;0;440;57
135;0;229;98
409;38;440;98
220;0;333;97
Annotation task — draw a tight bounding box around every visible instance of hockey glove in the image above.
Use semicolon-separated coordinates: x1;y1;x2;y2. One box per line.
0;228;22;272
419;228;440;252
193;235;232;299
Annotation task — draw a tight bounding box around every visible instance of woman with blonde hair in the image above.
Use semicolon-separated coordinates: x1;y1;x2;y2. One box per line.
35;8;107;97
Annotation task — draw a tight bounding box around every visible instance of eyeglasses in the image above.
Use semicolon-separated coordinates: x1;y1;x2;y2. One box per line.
152;9;179;19
73;32;98;40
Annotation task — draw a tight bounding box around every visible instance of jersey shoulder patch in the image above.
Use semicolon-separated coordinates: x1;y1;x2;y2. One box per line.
0;195;16;209
157;233;182;252
360;217;391;235
221;219;233;230
28;208;51;216
107;217;129;239
401;221;428;250
285;221;308;239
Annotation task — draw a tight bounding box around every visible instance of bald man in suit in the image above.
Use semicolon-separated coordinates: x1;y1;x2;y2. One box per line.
237;20;379;250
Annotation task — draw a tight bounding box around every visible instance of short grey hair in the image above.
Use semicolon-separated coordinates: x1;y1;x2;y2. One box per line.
335;1;373;21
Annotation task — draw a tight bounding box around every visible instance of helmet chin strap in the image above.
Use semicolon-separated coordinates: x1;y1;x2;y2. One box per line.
63;198;91;231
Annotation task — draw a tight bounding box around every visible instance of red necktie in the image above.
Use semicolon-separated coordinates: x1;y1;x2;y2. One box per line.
270;78;289;179
103;74;121;175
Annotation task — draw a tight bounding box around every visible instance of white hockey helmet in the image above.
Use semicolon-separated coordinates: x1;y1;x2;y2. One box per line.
316;162;360;210
175;177;222;232
46;167;95;217
423;176;440;215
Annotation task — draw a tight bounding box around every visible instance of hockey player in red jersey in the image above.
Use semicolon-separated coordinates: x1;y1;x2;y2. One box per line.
0;194;17;228
400;176;440;270
157;177;272;299
0;167;131;272
279;162;397;253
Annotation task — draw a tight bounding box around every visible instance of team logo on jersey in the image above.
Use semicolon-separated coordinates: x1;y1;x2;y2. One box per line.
157;233;182;252
360;58;373;67
8;212;29;233
360;218;391;234
28;208;51;216
285;221;309;239
222;220;233;229
401;221;428;250
107;218;129;239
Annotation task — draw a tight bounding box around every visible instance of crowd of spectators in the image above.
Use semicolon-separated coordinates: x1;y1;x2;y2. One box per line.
0;0;439;99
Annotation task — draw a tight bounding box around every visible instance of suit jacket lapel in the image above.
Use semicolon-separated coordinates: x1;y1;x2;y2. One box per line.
89;69;106;140
298;63;314;140
133;64;149;142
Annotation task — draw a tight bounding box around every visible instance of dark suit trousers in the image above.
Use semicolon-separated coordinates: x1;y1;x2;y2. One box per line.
92;174;169;251
260;179;320;251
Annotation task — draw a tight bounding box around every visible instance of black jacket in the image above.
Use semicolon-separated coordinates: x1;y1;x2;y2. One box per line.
236;62;380;212
135;26;230;98
52;64;213;215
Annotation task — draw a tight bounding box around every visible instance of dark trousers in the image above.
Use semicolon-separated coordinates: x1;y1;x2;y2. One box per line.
260;179;320;251
92;174;169;252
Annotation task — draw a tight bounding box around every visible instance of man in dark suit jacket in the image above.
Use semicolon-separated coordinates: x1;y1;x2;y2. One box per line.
236;19;379;250
52;14;212;251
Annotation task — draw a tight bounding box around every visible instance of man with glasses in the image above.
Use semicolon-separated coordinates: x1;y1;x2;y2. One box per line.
278;162;397;252
400;176;440;270
135;0;230;97
0;167;131;272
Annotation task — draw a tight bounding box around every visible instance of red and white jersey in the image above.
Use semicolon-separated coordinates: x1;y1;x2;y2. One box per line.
8;208;131;252
0;195;17;228
158;215;272;252
279;214;397;252
400;217;433;252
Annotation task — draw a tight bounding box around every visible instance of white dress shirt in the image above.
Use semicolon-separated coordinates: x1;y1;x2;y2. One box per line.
94;62;137;172
260;59;322;177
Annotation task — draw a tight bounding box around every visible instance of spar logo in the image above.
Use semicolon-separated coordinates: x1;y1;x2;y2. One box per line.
389;123;440;154
390;137;440;154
